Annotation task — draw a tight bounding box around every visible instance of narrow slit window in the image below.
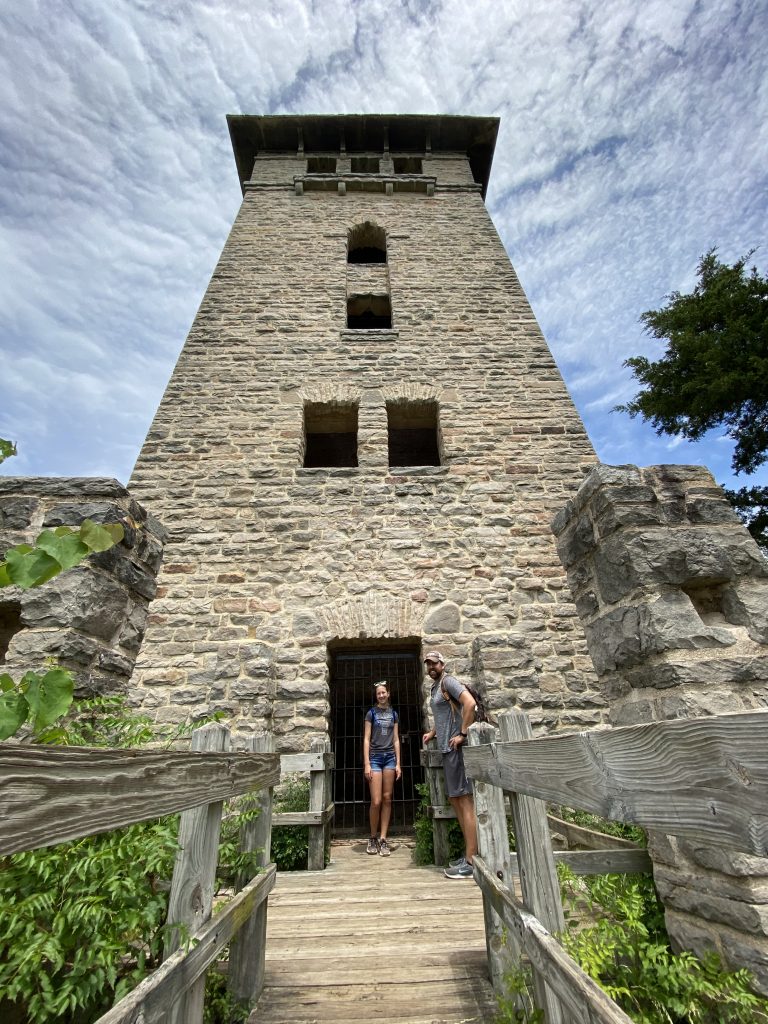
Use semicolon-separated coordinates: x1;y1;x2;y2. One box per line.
307;157;336;173
350;157;380;174
303;403;358;468
387;401;441;467
347;295;392;330
0;601;22;663
393;157;423;174
347;222;386;264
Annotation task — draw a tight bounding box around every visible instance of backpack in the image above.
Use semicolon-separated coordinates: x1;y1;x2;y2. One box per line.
440;680;493;726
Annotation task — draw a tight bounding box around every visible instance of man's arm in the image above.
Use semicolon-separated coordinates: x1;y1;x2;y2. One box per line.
449;689;476;749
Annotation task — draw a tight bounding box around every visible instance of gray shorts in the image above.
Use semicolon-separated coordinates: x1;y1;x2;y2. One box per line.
442;747;473;798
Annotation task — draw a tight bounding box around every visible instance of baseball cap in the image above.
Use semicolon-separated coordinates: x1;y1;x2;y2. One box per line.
423;651;445;664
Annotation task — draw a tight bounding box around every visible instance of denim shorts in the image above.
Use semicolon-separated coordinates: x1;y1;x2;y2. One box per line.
369;749;397;772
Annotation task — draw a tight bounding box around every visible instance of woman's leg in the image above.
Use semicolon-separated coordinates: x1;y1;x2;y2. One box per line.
379;768;396;840
368;771;383;836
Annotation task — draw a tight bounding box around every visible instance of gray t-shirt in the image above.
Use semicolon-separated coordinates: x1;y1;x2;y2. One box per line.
366;706;398;752
430;674;466;753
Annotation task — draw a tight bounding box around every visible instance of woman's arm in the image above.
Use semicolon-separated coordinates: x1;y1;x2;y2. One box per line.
393;721;401;780
363;717;372;781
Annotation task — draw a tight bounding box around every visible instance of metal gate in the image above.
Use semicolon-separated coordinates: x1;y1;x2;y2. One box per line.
330;648;424;833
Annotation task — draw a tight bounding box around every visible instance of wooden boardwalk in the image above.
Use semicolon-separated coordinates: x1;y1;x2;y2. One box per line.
249;839;498;1024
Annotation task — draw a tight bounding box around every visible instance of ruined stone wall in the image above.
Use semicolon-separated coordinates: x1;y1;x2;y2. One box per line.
552;463;768;990
0;477;166;695
128;147;600;748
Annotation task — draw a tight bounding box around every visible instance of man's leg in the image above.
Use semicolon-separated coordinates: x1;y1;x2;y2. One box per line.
449;793;478;863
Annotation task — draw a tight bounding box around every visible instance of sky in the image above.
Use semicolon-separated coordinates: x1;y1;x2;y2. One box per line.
1;0;766;499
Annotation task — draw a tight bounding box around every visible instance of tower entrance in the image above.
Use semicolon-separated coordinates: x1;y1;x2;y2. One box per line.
330;646;424;834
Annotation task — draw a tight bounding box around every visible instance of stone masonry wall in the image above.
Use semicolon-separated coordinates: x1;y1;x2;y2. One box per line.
552;462;768;990
128;139;601;750
0;477;167;696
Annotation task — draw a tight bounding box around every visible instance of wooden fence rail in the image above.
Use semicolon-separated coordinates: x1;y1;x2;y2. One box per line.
461;708;768;1024
275;744;334;870
1;724;283;1024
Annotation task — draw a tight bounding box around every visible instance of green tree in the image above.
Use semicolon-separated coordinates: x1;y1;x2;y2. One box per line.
618;250;768;547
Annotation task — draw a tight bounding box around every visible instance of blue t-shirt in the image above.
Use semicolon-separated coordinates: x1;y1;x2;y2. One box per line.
366;706;398;752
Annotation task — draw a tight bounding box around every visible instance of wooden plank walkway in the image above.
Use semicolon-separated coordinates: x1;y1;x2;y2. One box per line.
249;839;498;1024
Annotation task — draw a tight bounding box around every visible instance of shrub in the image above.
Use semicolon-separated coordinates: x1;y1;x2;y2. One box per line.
270;775;311;871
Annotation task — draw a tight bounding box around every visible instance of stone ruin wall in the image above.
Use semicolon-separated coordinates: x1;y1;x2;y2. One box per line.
127;145;602;749
552;462;768;991
0;477;166;697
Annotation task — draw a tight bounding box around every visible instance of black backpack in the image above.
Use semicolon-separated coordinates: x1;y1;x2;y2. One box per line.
440;680;493;726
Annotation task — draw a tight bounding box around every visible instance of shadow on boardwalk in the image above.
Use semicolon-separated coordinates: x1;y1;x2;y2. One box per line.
249;839;497;1024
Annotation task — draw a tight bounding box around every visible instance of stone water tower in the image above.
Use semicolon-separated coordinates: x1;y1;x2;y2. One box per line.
128;114;599;831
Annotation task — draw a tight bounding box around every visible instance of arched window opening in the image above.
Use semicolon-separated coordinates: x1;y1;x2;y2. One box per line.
393;157;423;174
347;222;387;265
347;295;392;330
303;403;358;468
387;400;441;467
0;601;22;663
350;156;380;174
307;156;337;173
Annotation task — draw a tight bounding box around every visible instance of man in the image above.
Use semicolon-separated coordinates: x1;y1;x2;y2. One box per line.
421;651;478;879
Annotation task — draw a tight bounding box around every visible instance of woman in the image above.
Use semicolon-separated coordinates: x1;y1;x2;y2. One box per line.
363;681;401;857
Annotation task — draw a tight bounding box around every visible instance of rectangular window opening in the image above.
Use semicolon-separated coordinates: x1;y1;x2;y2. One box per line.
347;294;392;330
303;403;358;468
307;156;337;174
350;157;380;174
387;401;441;467
393;157;423;175
0;601;23;663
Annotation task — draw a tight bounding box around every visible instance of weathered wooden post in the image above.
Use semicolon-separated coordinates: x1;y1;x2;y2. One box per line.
499;711;565;1024
227;732;275;1010
164;721;231;1024
467;722;519;994
423;738;452;865
308;737;329;870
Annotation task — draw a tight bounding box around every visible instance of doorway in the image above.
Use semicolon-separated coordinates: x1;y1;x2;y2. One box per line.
330;645;424;834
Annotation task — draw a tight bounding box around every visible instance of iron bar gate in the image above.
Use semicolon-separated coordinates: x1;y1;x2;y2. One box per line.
330;648;424;833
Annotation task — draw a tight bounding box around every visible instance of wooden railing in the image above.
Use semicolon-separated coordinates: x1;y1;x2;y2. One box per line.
1;723;281;1024
276;738;334;870
461;709;768;1024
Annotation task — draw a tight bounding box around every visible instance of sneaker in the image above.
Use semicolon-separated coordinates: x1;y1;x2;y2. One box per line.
366;836;379;855
378;838;391;857
444;860;474;879
448;856;467;868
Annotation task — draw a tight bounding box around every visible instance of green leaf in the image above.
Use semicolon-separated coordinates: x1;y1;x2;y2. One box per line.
23;669;75;733
0;563;10;587
0;688;29;740
0;673;16;693
35;529;90;571
3;545;62;588
0;437;17;464
79;519;124;553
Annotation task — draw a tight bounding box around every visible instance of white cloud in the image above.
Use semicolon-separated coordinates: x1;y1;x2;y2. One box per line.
0;0;766;496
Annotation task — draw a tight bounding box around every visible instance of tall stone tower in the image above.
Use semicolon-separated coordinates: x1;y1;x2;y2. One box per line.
129;114;598;830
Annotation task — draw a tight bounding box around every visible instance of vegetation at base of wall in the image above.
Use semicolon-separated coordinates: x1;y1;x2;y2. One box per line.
203;970;250;1024
270;774;312;871
412;781;469;865
0;696;254;1024
495;869;768;1024
550;805;646;847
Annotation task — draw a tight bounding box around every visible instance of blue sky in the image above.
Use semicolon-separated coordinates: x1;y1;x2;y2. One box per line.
1;0;766;497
